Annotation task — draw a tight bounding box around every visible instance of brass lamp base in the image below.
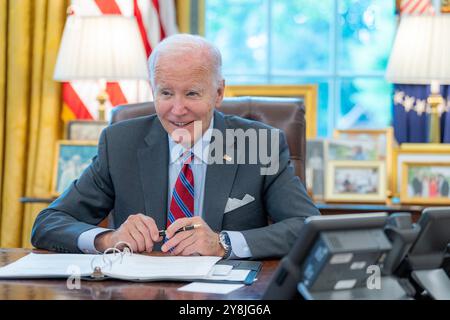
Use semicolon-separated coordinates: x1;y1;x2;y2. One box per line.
97;89;109;121
427;93;444;143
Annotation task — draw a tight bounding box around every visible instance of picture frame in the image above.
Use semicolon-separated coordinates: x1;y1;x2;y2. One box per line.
442;0;450;13
224;84;318;138
333;127;393;161
325;160;386;203
327;139;379;161
400;162;450;204
393;143;450;197
51;140;98;196
333;127;394;196
66;120;108;141
306;138;328;201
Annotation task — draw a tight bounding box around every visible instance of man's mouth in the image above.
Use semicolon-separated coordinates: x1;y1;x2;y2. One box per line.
170;120;194;128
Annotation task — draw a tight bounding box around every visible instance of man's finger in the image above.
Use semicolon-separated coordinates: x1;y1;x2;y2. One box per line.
140;215;161;242
171;233;196;255
134;219;154;252
165;217;197;238
128;225;146;252
180;242;198;256
162;229;194;252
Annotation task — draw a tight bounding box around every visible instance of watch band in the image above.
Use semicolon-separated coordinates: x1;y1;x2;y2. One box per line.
219;231;232;259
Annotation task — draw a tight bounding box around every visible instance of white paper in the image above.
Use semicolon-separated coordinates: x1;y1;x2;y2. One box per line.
178;282;244;294
0;253;221;281
104;255;221;281
204;268;250;281
211;264;233;276
0;253;97;278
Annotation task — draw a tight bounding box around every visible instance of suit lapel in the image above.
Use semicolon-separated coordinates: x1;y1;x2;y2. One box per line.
137;119;168;231
203;111;238;231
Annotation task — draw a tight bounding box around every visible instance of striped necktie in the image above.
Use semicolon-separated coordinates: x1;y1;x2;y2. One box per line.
167;152;194;228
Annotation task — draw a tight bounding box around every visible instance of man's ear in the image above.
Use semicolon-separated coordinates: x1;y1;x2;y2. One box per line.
215;79;225;108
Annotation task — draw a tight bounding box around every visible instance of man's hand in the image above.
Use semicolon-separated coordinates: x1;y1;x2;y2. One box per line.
94;214;162;253
161;217;225;257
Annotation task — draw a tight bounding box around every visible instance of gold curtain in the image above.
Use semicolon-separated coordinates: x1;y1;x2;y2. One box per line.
0;0;68;248
0;0;193;248
176;0;204;35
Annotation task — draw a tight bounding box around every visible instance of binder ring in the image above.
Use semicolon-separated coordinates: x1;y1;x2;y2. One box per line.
113;241;134;257
90;241;134;274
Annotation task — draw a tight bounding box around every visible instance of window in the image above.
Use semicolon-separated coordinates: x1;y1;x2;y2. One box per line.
205;0;396;136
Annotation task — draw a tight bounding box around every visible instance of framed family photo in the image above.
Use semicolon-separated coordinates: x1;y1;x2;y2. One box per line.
51;140;98;196
66;120;108;141
306;138;327;200
393;143;450;197
325;161;386;203
400;162;450;204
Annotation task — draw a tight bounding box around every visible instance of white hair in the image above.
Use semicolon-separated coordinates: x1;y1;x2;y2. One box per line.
148;34;223;87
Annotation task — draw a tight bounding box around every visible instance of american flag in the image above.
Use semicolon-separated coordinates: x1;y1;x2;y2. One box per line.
62;0;178;121
398;0;435;15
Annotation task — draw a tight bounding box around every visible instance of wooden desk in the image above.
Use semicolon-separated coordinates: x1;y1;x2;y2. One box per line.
0;249;277;300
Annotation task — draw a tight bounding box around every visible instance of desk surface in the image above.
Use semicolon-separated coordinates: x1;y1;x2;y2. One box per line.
0;249;277;300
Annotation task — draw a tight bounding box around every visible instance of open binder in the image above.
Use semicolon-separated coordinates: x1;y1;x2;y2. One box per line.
0;242;260;285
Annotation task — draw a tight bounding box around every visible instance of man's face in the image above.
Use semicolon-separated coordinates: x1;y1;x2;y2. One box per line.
152;52;224;147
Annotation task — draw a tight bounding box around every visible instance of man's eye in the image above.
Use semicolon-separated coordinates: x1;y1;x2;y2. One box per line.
187;91;199;97
161;91;172;96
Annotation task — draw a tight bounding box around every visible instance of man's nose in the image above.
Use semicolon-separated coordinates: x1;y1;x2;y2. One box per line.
171;95;187;115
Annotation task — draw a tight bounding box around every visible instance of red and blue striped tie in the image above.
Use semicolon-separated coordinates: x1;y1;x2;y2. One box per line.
167;152;194;229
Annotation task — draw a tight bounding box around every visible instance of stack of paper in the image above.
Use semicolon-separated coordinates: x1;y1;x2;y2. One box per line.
0;253;250;282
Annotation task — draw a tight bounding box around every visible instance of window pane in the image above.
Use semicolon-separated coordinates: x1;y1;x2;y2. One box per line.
224;75;269;85
205;0;268;75
271;0;332;74
338;0;396;73
337;78;392;129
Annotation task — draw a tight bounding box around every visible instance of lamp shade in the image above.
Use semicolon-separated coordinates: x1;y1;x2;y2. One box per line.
385;15;450;85
54;15;149;81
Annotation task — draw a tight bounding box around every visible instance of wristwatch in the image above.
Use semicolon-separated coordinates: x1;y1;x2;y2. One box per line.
218;231;232;259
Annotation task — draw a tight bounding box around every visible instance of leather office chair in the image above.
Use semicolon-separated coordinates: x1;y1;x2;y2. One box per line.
111;96;307;183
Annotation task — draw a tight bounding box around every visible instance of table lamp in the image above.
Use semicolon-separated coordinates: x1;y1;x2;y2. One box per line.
386;15;450;143
53;15;149;120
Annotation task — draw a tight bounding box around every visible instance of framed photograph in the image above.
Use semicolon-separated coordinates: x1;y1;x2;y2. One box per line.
333;127;394;161
325;161;386;203
442;0;450;13
334;127;394;196
393;143;450;197
328;139;379;161
51;140;98;196
66;120;108;141
401;162;450;204
306;139;327;200
224;84;318;139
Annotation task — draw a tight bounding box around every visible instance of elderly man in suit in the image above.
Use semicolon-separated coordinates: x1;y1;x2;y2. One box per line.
31;34;319;259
